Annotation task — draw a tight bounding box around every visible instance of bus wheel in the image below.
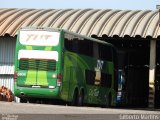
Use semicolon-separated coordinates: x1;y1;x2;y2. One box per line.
29;98;36;103
77;90;84;106
20;98;27;103
105;94;112;107
71;89;78;106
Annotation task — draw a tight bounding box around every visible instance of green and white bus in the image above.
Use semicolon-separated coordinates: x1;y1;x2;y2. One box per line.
14;27;118;107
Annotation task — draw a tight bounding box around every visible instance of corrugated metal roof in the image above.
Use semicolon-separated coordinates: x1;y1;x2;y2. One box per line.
0;8;160;38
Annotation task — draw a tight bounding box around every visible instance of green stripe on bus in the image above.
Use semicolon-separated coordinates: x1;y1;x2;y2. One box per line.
45;46;52;51
67;52;89;69
26;46;33;50
36;46;52;86
25;70;37;85
37;71;48;86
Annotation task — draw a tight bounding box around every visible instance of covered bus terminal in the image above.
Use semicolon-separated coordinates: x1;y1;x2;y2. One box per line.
0;8;160;108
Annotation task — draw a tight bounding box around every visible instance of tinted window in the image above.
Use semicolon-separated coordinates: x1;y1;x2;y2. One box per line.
99;44;112;61
79;39;93;57
85;70;95;85
64;38;73;51
64;32;114;61
101;73;112;87
64;33;93;57
85;70;112;87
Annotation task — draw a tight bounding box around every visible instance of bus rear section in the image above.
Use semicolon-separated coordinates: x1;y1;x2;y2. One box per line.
14;28;62;102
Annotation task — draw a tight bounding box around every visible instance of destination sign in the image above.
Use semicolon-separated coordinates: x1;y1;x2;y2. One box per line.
19;30;60;46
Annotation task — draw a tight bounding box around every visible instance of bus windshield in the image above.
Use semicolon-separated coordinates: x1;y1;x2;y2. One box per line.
19;30;60;46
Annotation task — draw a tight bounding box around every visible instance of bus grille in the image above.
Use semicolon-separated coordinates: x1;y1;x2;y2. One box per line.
19;59;56;71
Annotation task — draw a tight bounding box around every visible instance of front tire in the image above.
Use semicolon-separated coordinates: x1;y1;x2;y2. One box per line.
28;98;37;103
20;98;27;103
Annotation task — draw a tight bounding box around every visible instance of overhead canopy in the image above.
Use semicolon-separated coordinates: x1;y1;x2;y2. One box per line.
0;8;160;38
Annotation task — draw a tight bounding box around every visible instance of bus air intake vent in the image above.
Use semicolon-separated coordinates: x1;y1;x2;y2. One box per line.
19;59;56;71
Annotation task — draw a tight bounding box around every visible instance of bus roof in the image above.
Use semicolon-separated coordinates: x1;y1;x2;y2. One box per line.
20;26;114;48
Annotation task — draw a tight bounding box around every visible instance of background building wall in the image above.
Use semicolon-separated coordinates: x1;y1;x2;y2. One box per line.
0;36;19;102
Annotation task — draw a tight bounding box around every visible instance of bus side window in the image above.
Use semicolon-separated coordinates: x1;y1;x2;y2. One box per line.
93;42;99;59
79;39;93;57
85;70;95;85
64;34;93;57
78;39;85;55
72;38;79;53
101;73;112;87
64;38;73;51
112;48;118;69
99;44;112;61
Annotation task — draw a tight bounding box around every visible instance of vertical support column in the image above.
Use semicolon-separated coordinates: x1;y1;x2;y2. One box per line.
148;40;156;108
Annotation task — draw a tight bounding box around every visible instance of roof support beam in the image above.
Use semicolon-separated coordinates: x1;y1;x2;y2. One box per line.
148;39;156;108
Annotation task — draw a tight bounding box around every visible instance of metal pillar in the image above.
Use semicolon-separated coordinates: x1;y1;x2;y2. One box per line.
148;40;156;108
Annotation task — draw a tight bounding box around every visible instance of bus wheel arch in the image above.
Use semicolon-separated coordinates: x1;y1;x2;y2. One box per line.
77;88;84;106
71;87;78;106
